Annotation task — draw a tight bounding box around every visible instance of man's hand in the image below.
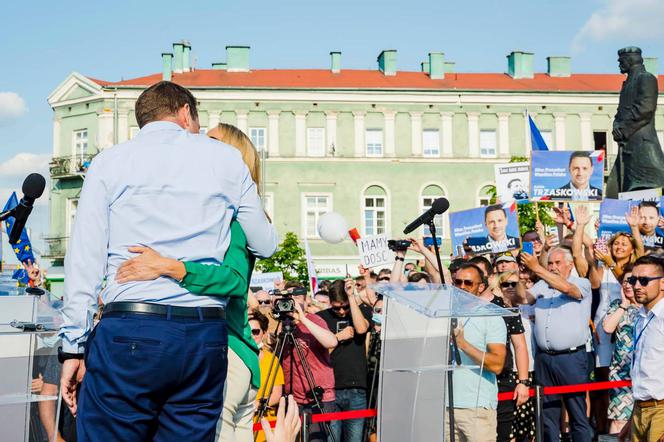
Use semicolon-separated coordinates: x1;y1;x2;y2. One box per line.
260;395;301;442
60;359;86;416
575;205;591;227
514;383;530;407
24;259;42;285
116;246;171;283
544;234;558;251
625;206;640;228
408;238;426;254
617;420;631;442
31;374;44;393
336;326;355;342
520;252;541;272
292;300;305;323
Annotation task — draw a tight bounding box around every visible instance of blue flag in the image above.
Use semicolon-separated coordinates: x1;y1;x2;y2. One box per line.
2;192;36;263
12;268;30;285
529;115;550;151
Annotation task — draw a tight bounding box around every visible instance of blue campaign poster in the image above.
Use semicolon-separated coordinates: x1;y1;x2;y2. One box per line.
450;203;521;256
598;199;635;241
531;151;604;201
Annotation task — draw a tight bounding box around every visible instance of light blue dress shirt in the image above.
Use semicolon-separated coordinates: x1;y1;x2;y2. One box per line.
59;121;278;352
531;275;592;352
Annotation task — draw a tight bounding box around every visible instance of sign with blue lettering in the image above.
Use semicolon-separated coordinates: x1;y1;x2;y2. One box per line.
450;203;521;256
531;151;604;201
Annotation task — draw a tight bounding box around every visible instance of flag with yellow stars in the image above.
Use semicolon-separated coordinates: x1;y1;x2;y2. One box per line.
3;192;36;263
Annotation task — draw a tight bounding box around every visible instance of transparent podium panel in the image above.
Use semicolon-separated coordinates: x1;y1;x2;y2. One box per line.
372;283;515;442
0;290;65;442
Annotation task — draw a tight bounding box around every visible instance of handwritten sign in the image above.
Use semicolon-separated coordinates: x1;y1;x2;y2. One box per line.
357;234;395;268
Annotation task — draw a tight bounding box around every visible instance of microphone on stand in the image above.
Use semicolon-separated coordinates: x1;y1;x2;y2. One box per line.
403;197;450;234
1;173;47;245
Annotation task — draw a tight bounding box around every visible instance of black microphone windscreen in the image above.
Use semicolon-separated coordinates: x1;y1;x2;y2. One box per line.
432;197;450;214
22;173;46;200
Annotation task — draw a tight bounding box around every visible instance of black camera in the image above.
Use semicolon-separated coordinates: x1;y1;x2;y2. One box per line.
388;239;411;252
270;287;307;320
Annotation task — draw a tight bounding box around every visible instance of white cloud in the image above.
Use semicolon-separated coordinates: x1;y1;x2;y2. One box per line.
573;0;664;52
0;153;50;178
0;92;28;123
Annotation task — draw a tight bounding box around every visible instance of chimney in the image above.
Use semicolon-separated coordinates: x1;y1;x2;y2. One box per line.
547;56;571;77
182;42;191;72
330;51;341;74
507;51;534;79
162;53;173;81
644;57;658;75
377;50;397;76
428;52;444;79
212;62;227;70
173;42;184;73
226;46;250;72
443;61;455;74
421;61;430;73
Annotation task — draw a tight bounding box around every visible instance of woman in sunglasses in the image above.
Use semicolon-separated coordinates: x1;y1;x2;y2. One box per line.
602;266;639;435
573;206;645;434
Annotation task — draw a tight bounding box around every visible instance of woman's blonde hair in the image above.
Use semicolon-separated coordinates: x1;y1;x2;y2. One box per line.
489;270;519;293
608;232;638;265
208;123;261;191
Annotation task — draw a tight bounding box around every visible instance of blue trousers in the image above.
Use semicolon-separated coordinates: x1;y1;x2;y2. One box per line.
535;350;593;442
330;388;367;442
77;312;228;442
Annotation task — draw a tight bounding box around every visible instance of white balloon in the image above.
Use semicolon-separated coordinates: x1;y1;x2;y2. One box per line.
317;212;349;244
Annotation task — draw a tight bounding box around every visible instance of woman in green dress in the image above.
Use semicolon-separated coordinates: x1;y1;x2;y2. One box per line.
116;123;269;442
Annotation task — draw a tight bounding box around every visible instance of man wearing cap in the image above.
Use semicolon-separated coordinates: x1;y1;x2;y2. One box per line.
607;46;664;197
495;253;519;274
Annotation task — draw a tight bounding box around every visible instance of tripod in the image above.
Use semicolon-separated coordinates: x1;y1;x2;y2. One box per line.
254;316;336;442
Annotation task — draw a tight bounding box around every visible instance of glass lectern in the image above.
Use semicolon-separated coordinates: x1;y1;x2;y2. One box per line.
0;288;64;442
372;283;515;442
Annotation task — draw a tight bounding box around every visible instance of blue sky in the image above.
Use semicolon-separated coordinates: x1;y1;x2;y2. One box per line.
1;0;663;265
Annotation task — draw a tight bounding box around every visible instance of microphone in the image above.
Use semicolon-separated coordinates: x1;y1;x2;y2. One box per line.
403;197;450;235
8;173;46;245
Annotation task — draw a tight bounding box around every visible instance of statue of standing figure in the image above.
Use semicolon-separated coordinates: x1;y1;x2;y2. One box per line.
606;46;664;198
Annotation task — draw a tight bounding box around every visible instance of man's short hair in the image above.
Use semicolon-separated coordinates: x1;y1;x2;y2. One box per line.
633;255;664;276
484;204;506;221
638;200;659;211
285;280;305;291
568;151;592;167
469;256;493;275
328;280;349;304
522;230;541;243
248;309;270;332
548;247;574;263
135;81;199;128
456;262;486;284
407;272;431;283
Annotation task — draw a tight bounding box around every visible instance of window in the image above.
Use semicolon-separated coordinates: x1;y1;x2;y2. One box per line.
66;198;79;236
479;130;497;157
303;194;331;238
73;129;88;157
249;127;266;152
263;192;274;222
478;185;494;206
422;129;440;157
129;127;140;139
363;186;387;236
307;127;325;157
541;130;554;149
420;185;446;237
365;129;383;157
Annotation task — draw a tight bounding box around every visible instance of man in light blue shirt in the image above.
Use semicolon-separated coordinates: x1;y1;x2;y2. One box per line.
58;81;277;441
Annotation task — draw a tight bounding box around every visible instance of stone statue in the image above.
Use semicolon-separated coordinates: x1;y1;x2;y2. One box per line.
606;46;664;198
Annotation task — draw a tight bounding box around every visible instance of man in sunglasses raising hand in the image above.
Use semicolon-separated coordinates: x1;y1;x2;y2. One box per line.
619;255;664;442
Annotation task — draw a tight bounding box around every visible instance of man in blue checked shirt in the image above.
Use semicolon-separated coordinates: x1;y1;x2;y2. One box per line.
58;81;277;441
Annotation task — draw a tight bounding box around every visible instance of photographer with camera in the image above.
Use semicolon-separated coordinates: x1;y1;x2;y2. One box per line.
274;285;338;442
317;280;372;442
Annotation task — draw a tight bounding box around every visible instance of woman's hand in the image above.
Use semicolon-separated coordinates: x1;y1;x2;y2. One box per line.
625;206;640;228
514;383;530;407
575;205;591;227
116;246;177;283
594;248;616;268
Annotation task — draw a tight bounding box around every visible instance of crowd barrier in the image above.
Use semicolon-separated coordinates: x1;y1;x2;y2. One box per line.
253;379;633;436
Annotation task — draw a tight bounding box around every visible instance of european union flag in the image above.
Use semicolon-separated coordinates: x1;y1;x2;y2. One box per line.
529;115;550;151
3;192;36;263
12;268;30;285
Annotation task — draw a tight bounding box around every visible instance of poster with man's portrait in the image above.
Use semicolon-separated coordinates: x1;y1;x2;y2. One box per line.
494;162;529;202
530;151;604;201
450;203;521;256
598;198;664;248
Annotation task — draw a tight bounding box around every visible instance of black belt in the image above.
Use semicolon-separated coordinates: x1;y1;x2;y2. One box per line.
540;346;584;356
102;301;225;320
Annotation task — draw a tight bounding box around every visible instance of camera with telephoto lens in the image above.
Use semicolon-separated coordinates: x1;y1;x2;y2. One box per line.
270;287;307;320
387;239;411;252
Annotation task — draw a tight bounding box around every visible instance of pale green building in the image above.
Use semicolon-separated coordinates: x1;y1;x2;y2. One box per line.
45;42;663;289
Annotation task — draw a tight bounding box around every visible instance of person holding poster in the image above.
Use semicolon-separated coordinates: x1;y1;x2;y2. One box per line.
556;151;603;201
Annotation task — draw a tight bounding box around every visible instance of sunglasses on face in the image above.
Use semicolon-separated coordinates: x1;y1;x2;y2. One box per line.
331;304;350;312
453;279;476;288
378;277;390;282
626;275;664;287
501;281;518;288
251;328;262;336
257;300;271;305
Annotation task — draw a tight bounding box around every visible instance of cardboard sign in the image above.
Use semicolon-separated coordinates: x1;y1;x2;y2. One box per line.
250;271;284;291
494;162;530;202
450;203;521;256
618;188;662;202
357;234;395;268
531;151;604;201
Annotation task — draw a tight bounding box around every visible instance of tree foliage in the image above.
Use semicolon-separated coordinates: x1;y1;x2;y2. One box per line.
255;232;309;285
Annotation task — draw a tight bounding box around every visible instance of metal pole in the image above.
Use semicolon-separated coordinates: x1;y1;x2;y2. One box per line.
301;411;311;442
535;385;544;442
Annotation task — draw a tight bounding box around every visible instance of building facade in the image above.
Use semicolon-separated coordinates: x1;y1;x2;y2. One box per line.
45;42;664;282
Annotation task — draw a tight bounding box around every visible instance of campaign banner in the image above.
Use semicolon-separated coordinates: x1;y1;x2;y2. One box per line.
450;203;521;256
250;271;283;292
618;188;662;202
598;199;635;241
357;234;395;268
530;151;604;201
494;162;529;202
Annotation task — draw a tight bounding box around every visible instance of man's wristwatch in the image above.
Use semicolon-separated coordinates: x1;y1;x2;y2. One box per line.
57;346;84;364
516;378;532;387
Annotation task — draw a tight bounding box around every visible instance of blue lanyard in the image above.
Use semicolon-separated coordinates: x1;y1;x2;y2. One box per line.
634;313;655;351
